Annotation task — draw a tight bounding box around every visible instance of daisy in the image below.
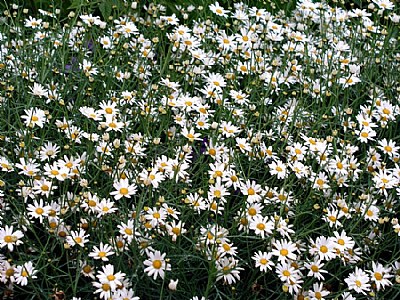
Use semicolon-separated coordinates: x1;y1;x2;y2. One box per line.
215;257;243;285
161;14;180;25
99;100;119;117
92;280;112;299
143;251;171;280
24;16;42;28
309;236;336;261
186;192;207;213
14;261;37;286
96;264;126;291
165;220;187;242
0;225;24;251
356;128;376;143
217;241;238;258
332;230;355;253
378;138;399;157
66;229;89;247
372;0;395;10
245;202;263;220
110;179;137;200
138;169;165;188
117;220;135;243
80;59;98;76
309;282;330;300
26;199;52;223
21;108;47;128
252;251;274;272
362;204;380;222
344;267;371;295
268;160;287;179
39;141;60;161
311;172;330;190
181;127;202;142
368;261;393;291
80;261;95;279
249;215;274;238
204;73;226;91
240;180;263;203
208;178;230;200
115;288;140;300
276;261;301;284
236;137;252;153
43;162;69;181
272;239;299;263
32;178;56;198
304;258;328;280
100;115;125;132
80;192;101;214
145;207;167;228
89;242;115;261
209;2;230;17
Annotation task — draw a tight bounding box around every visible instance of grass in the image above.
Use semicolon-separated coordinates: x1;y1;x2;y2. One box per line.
0;0;400;299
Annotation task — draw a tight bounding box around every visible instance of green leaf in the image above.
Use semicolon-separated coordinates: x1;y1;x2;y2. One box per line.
99;0;112;20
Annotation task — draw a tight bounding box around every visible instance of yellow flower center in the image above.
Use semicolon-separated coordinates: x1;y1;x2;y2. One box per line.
120;188;129;195
384;145;392;152
153;260;162;269
311;265;319;272
41;185;49;191
105;108;113;114
248;207;257;216
280;249;289;256
320;245;328;253
374;272;383;281
98;251;106;258
215;170;223;177
247;188;255;195
83;265;92;274
172;227;180;235
153;212;160;219
5;268;14;277
256;223;265;230
124;228;133;235
361;132;369;138
107;274;115;281
31;116;39;122
214;190;221;198
282;270;290;277
35;207;44;215
4;235;14;243
222;243;231;251
260;258;268;265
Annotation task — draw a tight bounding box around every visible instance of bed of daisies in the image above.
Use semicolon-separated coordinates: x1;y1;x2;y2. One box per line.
0;0;400;299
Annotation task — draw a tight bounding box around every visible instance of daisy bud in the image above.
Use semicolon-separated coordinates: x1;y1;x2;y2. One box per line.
168;279;179;291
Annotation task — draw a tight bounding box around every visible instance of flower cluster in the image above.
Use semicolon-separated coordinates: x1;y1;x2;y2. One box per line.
0;0;400;299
